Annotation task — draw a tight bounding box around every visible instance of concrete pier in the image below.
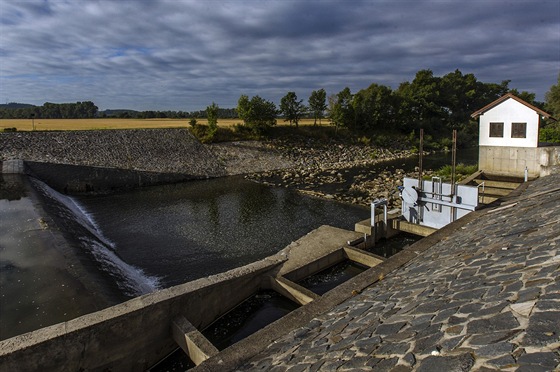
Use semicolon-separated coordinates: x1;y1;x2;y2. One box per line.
1;159;24;174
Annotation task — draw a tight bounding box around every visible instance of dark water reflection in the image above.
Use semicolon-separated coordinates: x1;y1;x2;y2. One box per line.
75;176;370;288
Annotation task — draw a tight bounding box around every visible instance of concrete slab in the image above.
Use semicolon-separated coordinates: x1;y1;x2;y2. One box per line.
276;225;362;278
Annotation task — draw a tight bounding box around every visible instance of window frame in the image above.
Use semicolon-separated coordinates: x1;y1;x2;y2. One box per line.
489;122;504;138
511;122;527;138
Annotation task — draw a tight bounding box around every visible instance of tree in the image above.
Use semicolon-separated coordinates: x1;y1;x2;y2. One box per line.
236;94;277;133
206;102;219;131
352;83;394;131
328;87;354;131
540;73;560;143
308;88;327;126
280;91;306;128
544;73;560;118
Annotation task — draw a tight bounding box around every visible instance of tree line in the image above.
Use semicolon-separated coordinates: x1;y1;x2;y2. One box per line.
0;101;99;119
3;69;557;144
232;69;559;146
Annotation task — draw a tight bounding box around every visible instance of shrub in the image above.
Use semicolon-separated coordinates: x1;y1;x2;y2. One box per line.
434;163;478;182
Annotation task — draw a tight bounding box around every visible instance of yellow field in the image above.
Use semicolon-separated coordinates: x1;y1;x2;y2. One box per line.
0;118;321;131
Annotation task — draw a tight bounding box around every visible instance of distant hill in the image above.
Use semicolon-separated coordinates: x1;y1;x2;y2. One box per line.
0;102;36;109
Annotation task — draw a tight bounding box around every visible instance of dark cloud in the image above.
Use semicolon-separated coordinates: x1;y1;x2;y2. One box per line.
0;0;558;111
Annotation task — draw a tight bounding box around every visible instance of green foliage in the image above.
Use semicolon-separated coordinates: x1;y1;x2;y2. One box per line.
280;92;306;127
434;163;478;182
308;88;327;125
545;73;560;119
540;124;560;144
236;94;277;134
328;87;354;131
352;83;395;131
3;127;17;132
357;135;371;145
0;101;98;119
189;118;197;127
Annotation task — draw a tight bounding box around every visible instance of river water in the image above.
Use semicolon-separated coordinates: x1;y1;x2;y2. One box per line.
0;148;477;341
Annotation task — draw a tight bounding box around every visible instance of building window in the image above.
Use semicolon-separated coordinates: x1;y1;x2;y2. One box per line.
511;122;527;138
489;122;504;137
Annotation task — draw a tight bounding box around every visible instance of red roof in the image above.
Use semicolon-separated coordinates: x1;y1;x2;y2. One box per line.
471;93;552;119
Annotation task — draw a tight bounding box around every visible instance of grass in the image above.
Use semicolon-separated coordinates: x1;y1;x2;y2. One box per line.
0;118;321;132
432;163;479;182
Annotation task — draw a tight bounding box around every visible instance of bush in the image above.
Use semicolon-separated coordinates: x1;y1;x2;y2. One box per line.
540;127;560;144
434;163;478;182
3;127;17;132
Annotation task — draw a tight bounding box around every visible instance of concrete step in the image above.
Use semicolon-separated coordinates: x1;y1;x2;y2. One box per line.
478;195;500;204
391;219;437;237
480;187;514;197
473;179;520;190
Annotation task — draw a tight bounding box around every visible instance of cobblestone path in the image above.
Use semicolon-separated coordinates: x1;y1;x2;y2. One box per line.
241;175;560;371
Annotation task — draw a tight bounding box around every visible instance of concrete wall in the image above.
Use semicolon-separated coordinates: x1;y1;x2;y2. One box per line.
478;98;540;148
24;161;199;194
479;145;560;178
0;257;283;371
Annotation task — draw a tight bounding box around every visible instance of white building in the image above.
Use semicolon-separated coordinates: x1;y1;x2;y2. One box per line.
471;93;559;178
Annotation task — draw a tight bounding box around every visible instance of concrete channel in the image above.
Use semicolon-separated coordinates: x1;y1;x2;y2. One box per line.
0;222;388;371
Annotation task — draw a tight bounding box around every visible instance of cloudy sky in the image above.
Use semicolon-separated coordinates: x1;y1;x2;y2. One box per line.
1;0;558;112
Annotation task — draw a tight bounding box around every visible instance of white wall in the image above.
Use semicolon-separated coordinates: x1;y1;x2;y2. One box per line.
478;98;540;148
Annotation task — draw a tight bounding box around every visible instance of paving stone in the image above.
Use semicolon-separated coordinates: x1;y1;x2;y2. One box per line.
372;357;398;371
432;307;459;323
375;321;407;335
502;281;524;293
515;287;542;302
354;335;381;355
440;335;465;351
535;300;559;311
522;311;560;347
382;329;417;342
515;365;555;372
457;302;484;314
415;323;442;339
517;351;560;368
467;312;520;334
476;302;508;317
320;359;345;371
402;352;416;367
444;325;463;335
474;342;515;357
416;353;475;372
286;363;310;372
375;342;410;356
453;288;487;300
486;354;516;368
410;314;434;326
413;331;444;354
469;330;522;345
338;356;372;370
390;365;412;372
308;360;325;372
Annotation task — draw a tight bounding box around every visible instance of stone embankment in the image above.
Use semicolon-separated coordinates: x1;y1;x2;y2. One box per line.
1;129;226;178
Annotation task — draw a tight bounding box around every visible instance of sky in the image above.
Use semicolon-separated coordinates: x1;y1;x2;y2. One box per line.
1;0;559;112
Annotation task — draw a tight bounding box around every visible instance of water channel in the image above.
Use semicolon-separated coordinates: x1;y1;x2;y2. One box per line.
0;148;477;341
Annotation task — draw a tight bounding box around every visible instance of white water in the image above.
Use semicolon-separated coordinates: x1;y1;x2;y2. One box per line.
31;179;161;296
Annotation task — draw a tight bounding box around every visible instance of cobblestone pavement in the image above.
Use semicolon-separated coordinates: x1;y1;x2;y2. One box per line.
240;175;560;371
